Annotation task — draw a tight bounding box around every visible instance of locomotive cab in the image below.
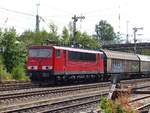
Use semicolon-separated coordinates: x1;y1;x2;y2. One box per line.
27;46;54;83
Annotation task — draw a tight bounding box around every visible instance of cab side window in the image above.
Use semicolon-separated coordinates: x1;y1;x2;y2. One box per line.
56;49;60;57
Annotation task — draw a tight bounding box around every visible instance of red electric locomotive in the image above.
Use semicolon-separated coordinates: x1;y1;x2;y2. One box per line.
27;45;150;84
27;45;104;84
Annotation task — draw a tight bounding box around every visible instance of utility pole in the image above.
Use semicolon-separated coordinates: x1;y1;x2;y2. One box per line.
133;27;143;54
36;4;40;32
72;14;85;46
126;21;129;43
118;6;121;34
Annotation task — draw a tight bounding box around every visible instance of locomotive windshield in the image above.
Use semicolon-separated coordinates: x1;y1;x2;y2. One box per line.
29;48;52;57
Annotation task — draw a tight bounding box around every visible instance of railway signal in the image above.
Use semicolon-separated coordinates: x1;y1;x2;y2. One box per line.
133;27;143;54
72;14;85;47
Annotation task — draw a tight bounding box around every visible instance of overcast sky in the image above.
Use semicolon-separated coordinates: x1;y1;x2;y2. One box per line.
0;0;149;42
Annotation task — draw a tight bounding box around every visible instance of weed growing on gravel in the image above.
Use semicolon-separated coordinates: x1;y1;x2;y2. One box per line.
99;87;138;113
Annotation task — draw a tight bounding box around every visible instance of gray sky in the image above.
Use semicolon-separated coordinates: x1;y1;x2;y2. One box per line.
0;0;149;42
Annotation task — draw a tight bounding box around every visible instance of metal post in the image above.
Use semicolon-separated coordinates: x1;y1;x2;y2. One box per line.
36;4;40;32
108;74;121;100
72;15;77;46
133;27;143;54
133;28;137;53
72;14;85;47
126;21;129;43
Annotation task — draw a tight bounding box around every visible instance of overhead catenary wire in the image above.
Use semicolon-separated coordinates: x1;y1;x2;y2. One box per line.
0;6;35;30
0;4;129;37
0;6;35;17
0;10;35;23
0;6;40;31
83;6;119;15
0;6;70;32
39;3;73;15
40;16;50;28
41;16;70;26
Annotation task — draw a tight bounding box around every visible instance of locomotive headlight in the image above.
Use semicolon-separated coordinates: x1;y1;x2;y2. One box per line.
28;66;38;70
42;66;52;70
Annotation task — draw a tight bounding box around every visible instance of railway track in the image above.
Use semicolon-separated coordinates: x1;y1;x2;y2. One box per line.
0;80;39;91
1;89;150;113
0;77;149;91
130;93;150;113
0;78;149;105
0;91;107;113
0;78;150;112
137;103;150;113
0;82;109;106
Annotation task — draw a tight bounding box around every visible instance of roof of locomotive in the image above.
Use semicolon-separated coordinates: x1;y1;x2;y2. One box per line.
29;45;103;54
102;49;139;61
29;45;52;49
137;54;150;62
53;46;103;54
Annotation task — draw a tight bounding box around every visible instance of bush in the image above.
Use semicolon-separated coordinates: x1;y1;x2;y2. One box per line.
11;65;29;80
0;64;12;80
100;96;136;113
2;28;27;73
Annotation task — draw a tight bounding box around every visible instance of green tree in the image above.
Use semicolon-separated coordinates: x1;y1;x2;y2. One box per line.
49;23;58;34
48;23;59;43
19;24;59;46
61;27;70;45
0;29;2;43
95;20;121;45
74;31;101;49
81;32;101;49
19;30;50;45
1;28;26;72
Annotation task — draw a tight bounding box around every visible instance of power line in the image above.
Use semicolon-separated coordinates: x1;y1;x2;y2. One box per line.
0;6;35;17
40;14;71;18
41;15;69;25
0;11;35;23
83;6;119;15
40;16;49;28
40;3;72;15
0;6;70;32
0;7;35;30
